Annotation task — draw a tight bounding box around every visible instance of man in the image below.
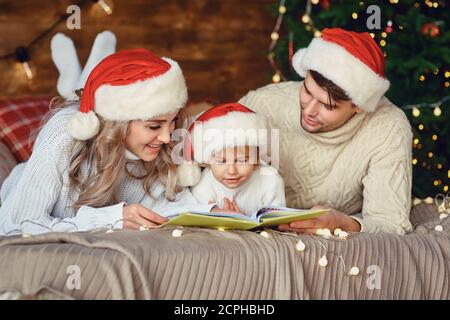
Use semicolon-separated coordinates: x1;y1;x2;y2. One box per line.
239;28;413;234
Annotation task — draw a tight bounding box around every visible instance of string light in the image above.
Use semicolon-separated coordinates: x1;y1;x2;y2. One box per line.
380;40;386;47
445;71;450;78
267;0;287;82
432;134;438;141
381;32;388;38
428;152;433;158
370;33;375;38
0;1;110;84
412;107;421;117
413;138;420;145
437;163;443;169
412;159;418;165
352;12;358;19
418;124;424;130
419;75;425;81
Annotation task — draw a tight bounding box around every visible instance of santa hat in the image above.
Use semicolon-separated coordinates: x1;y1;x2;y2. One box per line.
67;48;188;140
177;102;268;187
292;28;390;112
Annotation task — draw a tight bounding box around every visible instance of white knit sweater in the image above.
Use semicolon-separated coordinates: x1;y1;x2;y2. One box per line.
239;82;413;234
191;165;286;216
0;106;213;235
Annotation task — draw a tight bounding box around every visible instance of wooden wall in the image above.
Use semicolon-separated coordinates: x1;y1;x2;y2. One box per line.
0;0;275;103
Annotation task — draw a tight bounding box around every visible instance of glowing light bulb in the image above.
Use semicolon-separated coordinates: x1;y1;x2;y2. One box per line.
301;15;310;23
433;106;442;117
97;0;113;15
272;73;281;83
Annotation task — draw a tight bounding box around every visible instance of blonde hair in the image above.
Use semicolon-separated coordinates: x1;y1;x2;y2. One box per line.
35;97;187;210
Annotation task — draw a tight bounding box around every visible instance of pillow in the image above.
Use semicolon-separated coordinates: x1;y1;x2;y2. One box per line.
0;97;51;162
0;140;17;190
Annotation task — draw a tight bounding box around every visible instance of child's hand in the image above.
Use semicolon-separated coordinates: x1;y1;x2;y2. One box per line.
209;198;242;214
223;197;241;213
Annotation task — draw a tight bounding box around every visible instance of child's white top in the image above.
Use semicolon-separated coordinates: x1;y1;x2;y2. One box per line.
0;106;213;235
191;165;286;216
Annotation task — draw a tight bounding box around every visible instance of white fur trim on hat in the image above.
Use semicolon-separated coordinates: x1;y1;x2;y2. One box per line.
94;58;188;121
67;111;100;140
292;38;390;112
191;111;268;163
176;162;202;187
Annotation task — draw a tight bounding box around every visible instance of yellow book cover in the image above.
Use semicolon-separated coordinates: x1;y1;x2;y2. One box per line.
163;206;329;230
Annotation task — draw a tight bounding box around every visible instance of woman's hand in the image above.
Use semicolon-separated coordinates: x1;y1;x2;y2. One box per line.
277;205;361;234
122;204;168;230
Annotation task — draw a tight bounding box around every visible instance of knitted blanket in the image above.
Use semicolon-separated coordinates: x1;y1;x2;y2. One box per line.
0;203;448;299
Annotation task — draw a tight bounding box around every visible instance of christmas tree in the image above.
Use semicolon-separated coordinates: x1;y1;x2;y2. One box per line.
268;0;449;198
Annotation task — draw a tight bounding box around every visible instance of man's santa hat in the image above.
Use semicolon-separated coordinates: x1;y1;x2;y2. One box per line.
67;48;187;140
176;102;268;187
292;28;390;112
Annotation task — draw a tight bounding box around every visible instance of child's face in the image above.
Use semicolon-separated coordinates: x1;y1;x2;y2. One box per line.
209;146;258;189
125;112;178;162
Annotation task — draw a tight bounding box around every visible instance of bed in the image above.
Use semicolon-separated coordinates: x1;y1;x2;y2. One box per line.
0;202;448;299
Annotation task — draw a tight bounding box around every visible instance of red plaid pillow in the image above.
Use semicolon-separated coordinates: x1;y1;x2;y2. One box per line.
0;97;52;162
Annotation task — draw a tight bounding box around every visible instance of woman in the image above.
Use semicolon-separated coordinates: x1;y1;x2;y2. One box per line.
0;48;216;235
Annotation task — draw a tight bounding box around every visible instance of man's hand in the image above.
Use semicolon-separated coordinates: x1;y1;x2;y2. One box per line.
277;205;361;234
123;204;168;230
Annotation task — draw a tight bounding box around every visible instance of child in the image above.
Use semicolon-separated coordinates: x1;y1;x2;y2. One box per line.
177;103;286;216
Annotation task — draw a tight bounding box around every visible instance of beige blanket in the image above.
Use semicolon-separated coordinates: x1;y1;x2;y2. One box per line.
0;203;449;299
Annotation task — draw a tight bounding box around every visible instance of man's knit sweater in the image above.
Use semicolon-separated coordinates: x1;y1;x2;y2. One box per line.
0;106;213;235
239;81;413;234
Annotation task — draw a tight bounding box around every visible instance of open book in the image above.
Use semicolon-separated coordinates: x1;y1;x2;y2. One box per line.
162;206;329;230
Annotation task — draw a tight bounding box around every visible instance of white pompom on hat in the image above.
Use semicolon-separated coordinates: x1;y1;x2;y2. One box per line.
292;28;390;112
176;102;268;187
67;48;188;140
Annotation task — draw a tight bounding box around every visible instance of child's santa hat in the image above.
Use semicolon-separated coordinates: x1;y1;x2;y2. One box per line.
177;102;268;187
292;28;390;112
67;48;188;140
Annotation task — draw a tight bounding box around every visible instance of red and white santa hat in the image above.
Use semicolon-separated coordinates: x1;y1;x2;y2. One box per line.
176;102;268;187
67;48;188;140
292;28;390;112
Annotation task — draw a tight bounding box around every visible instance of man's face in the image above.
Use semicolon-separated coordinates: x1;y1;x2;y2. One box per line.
299;72;362;133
